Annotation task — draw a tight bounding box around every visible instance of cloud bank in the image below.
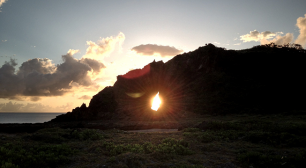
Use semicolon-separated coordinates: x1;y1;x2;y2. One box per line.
131;44;183;57
0;101;73;112
0;52;105;99
0;33;126;100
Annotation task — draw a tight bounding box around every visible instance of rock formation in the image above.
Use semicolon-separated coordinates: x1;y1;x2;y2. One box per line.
51;43;306;122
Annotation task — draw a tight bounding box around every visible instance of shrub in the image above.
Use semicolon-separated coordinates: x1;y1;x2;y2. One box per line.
71;129;104;140
25;128;68;143
0;142;76;168
99;138;192;156
156;138;192;155
182;128;200;132
1;162;19;168
174;165;206;168
238;150;306;168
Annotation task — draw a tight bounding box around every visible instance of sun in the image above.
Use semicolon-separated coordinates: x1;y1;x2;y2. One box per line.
151;92;161;111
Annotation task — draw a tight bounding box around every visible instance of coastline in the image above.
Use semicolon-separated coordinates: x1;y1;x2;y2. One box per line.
0;112;65;124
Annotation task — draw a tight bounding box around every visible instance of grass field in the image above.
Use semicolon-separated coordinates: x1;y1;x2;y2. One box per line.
1;113;306;168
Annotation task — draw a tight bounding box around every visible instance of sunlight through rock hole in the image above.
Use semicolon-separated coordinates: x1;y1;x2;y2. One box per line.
151;92;161;111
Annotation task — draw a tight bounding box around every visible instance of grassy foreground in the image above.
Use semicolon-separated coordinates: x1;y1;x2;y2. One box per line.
1;114;306;168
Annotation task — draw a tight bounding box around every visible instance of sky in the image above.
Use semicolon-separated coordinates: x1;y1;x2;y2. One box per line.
0;0;306;112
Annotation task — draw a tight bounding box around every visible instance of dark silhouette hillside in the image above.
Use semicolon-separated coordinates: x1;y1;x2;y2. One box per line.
51;43;306;122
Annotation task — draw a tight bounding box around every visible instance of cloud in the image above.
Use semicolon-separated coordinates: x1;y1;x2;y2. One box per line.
17;58;57;77
0;0;7;7
56;103;74;112
67;49;80;55
78;95;92;100
0;51;106;99
30;97;41;101
131;44;183;57
240;14;306;47
84;32;125;59
240;30;260;42
0;0;7;12
0;59;24;97
240;30;294;45
295;14;306;47
80;58;106;74
261;33;294;45
0;101;73;112
234;43;241;45
240;30;280;42
213;42;220;45
0;102;23;112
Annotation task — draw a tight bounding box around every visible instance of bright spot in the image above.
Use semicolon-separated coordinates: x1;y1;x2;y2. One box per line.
126;92;145;98
151;92;161;111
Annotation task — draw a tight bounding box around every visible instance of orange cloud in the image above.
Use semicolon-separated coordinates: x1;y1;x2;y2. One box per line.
84;32;125;60
240;30;281;42
78;95;92;100
295;14;306;47
0;0;7;7
260;33;294;45
67;49;80;55
240;14;306;47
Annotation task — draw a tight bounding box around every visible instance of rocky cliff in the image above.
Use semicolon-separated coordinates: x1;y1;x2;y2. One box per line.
51;43;306;122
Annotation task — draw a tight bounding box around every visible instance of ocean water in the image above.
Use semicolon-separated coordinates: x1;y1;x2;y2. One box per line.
0;113;65;123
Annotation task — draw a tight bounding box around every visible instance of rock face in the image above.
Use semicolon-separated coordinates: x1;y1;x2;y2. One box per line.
88;86;117;119
51;44;306;122
51;86;117;122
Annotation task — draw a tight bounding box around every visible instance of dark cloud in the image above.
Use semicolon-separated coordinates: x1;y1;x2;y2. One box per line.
0;59;25;98
17;58;56;78
30;97;41;101
80;58;106;74
0;53;106;99
0;101;23;112
78;95;92;100
0;101;73;112
131;44;183;57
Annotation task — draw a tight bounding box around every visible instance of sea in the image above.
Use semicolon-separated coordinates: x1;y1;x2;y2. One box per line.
0;113;65;123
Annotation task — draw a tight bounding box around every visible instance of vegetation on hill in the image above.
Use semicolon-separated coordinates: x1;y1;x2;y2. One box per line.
2;114;306;168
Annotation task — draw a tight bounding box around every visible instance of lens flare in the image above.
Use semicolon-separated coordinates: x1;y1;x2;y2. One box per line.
151;92;161;111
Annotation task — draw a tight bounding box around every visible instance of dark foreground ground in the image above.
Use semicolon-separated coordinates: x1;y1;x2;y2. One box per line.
1;113;306;168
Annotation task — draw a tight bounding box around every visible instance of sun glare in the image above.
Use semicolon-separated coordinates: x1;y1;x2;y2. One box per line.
151;92;161;111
